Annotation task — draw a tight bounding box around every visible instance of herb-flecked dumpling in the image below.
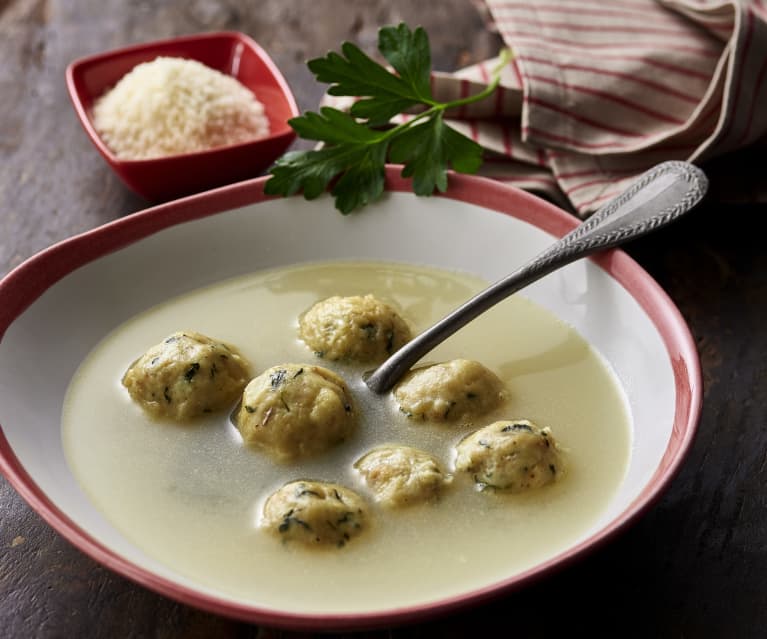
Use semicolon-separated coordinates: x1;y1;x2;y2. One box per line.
122;331;251;420
298;294;411;363
355;445;452;507
261;480;369;548
454;419;563;492
235;364;355;461
393;359;507;423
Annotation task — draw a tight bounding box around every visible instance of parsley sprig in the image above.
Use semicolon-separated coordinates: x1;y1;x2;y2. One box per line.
265;23;512;214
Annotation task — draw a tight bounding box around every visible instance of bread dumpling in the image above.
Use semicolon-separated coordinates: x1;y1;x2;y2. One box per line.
299;294;411;363
355;445;451;507
235;364;355;461
261;480;369;548
454;419;563;492
122;331;251;420
394;359;507;423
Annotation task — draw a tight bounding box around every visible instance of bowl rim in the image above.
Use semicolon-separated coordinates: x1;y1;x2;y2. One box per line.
0;169;702;631
64;30;300;166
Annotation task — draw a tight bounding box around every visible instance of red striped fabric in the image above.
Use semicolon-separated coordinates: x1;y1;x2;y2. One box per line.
521;56;703;105
507;33;722;59
523;74;688;125
475;0;767;214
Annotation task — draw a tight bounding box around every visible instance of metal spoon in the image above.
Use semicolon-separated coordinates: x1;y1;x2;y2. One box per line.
365;160;708;394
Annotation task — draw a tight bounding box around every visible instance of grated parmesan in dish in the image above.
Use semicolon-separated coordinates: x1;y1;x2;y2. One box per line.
92;56;270;160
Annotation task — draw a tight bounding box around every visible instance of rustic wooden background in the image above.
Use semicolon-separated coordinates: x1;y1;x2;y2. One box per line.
1;0;766;637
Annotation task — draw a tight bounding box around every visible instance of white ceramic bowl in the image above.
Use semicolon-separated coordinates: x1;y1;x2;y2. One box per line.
0;169;700;630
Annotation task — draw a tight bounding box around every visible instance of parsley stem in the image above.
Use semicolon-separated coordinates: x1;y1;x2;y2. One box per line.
438;48;513;111
371;47;513;143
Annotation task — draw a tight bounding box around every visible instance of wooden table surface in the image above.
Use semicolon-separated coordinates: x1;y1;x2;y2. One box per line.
1;1;765;637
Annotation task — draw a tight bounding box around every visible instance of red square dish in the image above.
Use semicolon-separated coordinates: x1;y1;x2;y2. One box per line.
66;31;299;201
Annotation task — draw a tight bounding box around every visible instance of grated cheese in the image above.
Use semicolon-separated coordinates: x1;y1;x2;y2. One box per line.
92;56;270;160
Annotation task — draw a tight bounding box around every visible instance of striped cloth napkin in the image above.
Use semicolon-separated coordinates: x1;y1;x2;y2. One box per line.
441;0;767;214
329;0;767;216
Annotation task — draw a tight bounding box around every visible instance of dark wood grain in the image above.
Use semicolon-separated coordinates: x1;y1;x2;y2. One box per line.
1;1;766;637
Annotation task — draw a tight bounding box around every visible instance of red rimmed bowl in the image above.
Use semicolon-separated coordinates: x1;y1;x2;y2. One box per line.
66;31;299;201
0;170;701;630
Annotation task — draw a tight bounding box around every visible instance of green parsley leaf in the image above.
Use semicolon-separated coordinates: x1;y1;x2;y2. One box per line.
377;24;433;105
389;113;483;195
331;142;388;214
265;142;388;209
264;108;389;213
265;23;512;214
308;41;423;127
288;106;383;145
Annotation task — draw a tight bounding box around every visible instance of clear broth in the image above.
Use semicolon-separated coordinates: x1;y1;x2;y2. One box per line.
62;261;631;613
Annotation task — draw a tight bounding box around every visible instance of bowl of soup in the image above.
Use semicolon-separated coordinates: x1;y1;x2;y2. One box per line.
0;169;700;630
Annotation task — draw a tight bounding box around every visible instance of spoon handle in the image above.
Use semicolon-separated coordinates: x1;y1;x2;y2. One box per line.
365;160;708;393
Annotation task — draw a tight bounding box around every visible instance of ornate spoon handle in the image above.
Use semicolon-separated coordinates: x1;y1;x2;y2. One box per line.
365;160;708;393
